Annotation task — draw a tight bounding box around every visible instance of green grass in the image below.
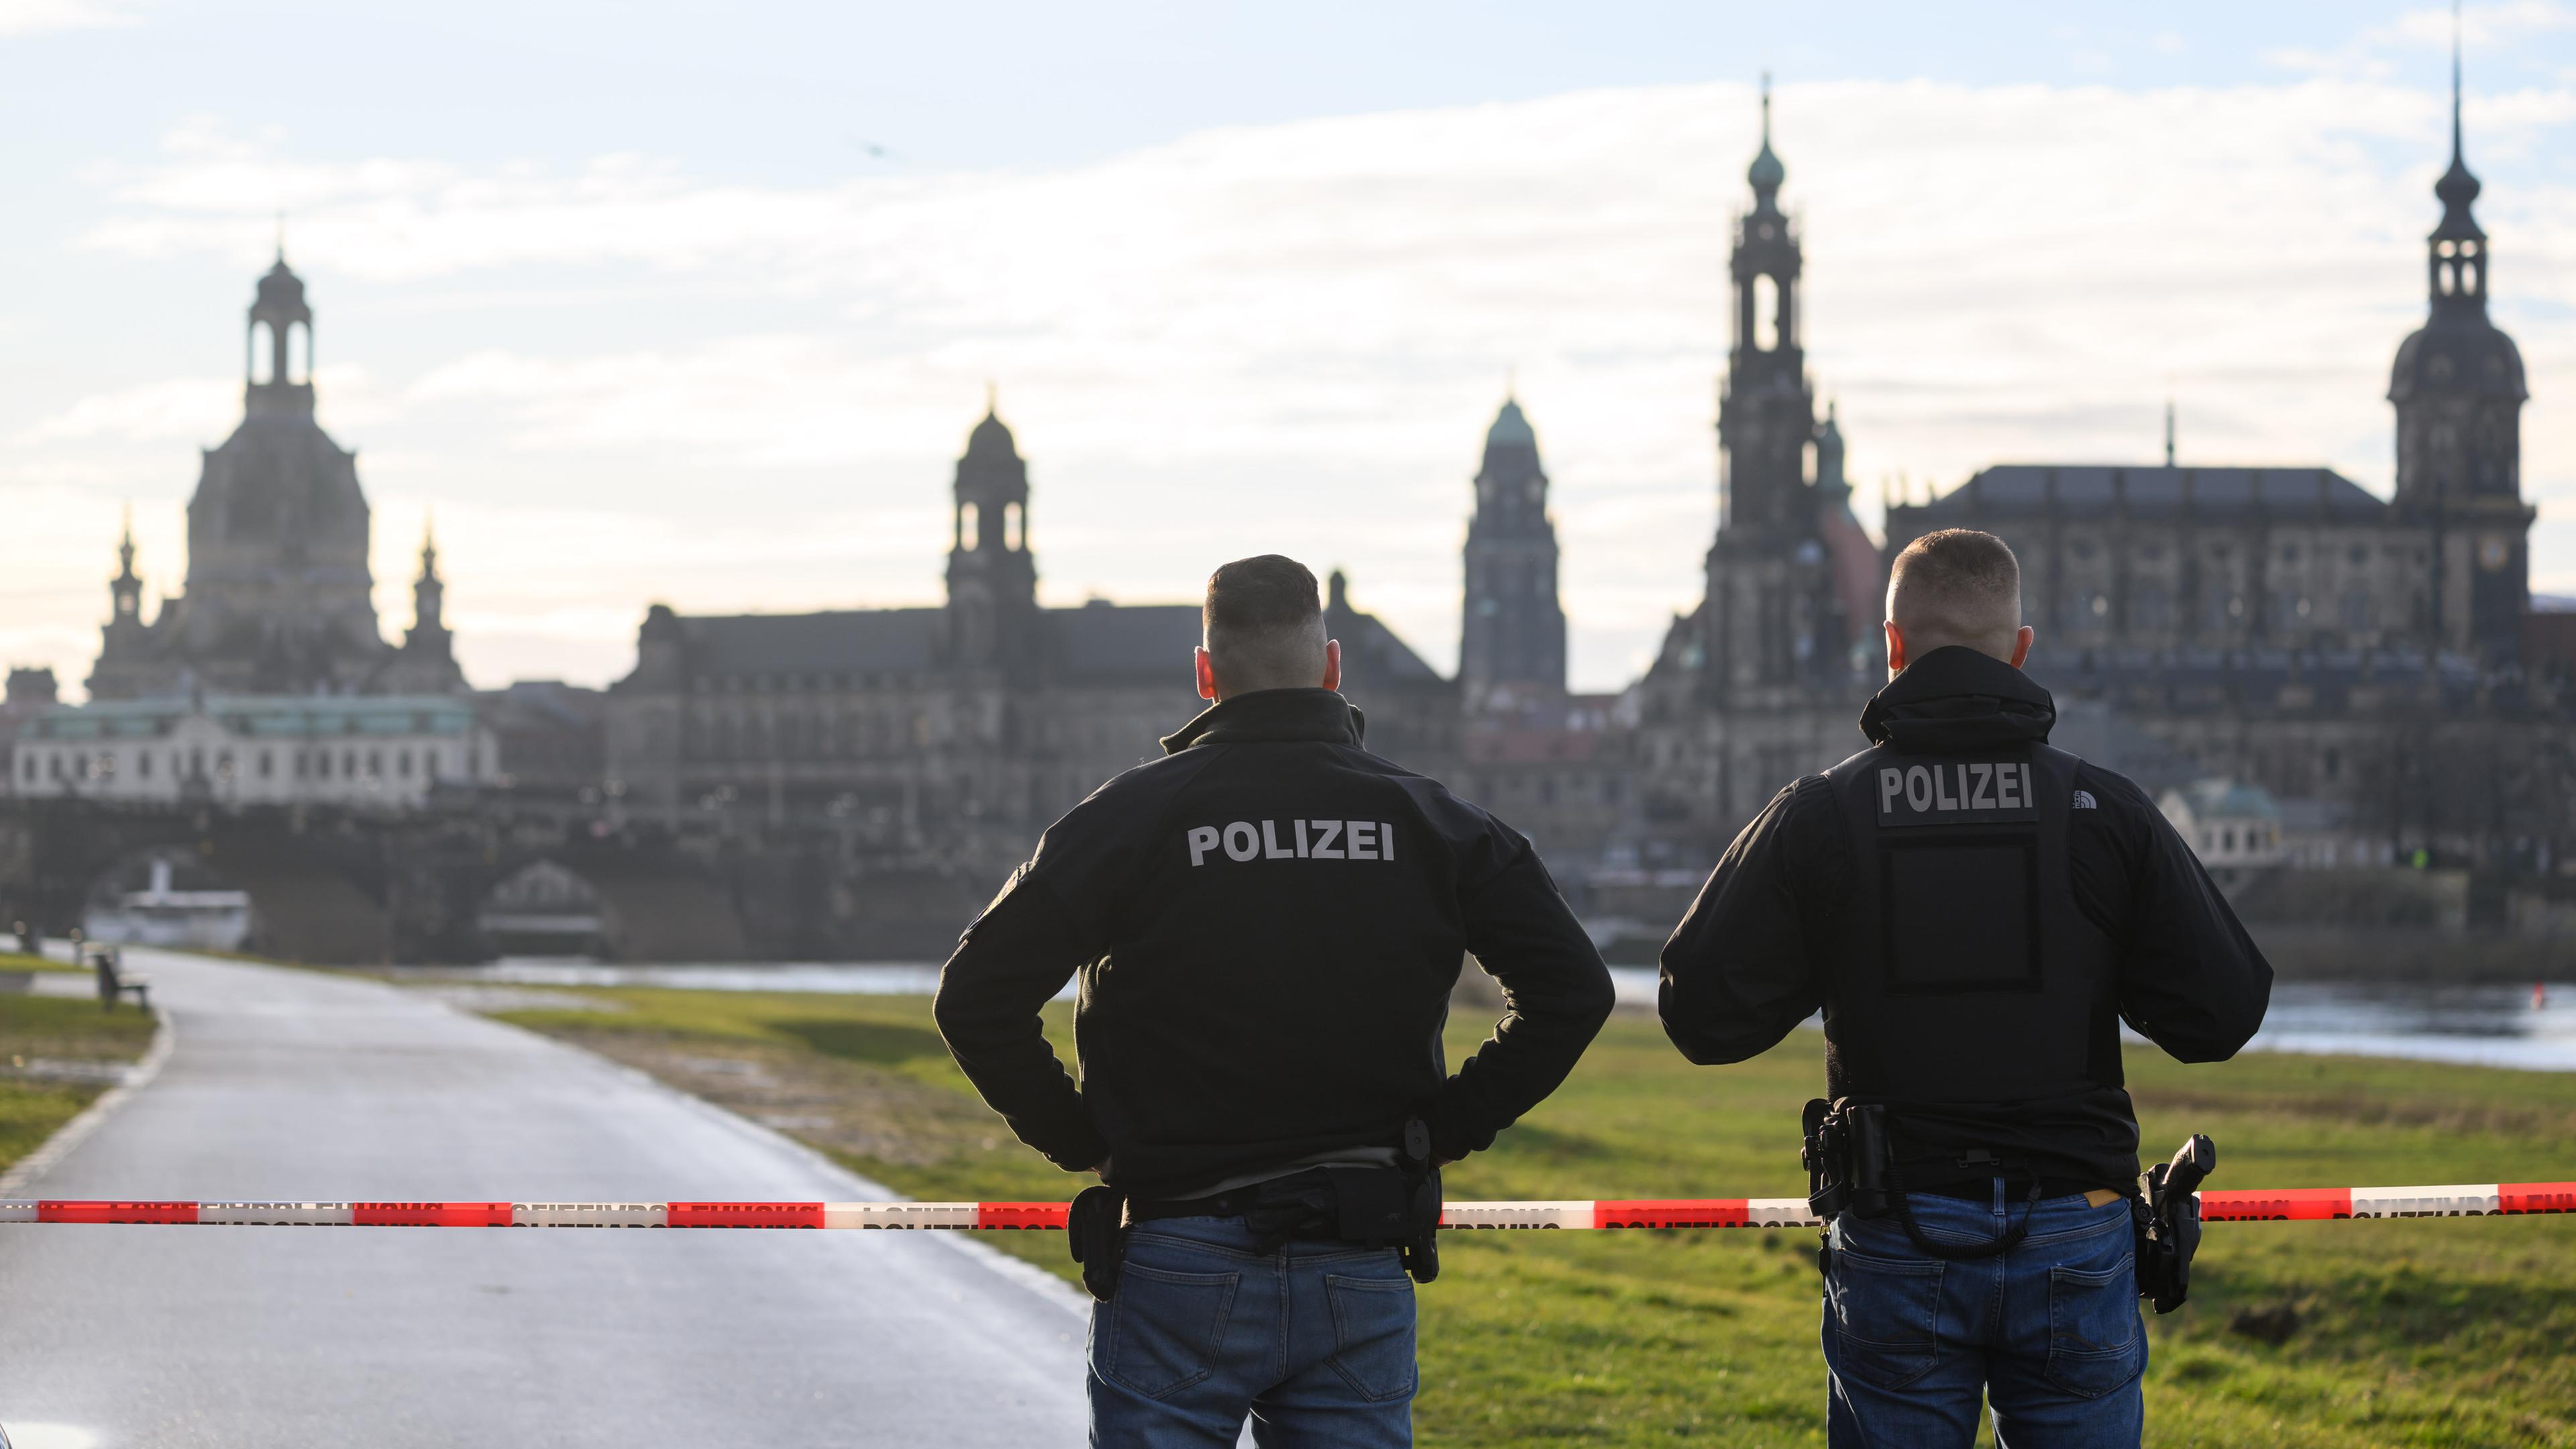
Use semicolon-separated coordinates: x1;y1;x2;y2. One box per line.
488;989;2576;1448
0;994;159;1176
0;951;83;975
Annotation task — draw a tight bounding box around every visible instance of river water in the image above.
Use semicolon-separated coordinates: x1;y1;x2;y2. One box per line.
459;959;2576;1073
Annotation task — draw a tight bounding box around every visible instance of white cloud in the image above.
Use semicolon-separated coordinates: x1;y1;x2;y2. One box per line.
0;0;129;38
15;376;237;444
28;75;2576;692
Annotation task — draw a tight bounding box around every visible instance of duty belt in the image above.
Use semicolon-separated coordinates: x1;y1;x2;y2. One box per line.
1067;1122;1443;1302
1801;1095;2215;1312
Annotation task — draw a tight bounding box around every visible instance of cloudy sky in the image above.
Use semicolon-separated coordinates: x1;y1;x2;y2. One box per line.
2;2;2572;695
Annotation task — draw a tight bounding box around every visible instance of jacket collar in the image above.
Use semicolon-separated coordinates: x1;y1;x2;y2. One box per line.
1858;645;2057;753
1161;688;1366;755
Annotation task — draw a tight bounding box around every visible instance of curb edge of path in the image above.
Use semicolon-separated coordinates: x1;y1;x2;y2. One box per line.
0;1008;176;1197
445;994;1093;1321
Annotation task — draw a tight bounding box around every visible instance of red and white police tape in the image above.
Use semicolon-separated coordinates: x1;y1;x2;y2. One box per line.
2;1181;2569;1230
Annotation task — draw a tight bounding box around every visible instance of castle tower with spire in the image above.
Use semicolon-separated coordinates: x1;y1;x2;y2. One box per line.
2388;30;2533;667
1626;77;1884;846
1687;78;1864;704
1459;395;1568;715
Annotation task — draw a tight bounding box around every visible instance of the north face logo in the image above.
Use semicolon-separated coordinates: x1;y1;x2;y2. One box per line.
2072;790;2098;810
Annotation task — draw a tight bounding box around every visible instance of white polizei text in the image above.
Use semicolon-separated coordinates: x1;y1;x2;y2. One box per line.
1185;820;1397;866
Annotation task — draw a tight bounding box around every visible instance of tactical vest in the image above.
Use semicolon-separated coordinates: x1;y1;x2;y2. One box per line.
1819;740;2123;1119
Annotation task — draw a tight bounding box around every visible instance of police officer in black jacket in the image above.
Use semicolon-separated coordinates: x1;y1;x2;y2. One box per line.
936;554;1615;1448
1659;529;2271;1449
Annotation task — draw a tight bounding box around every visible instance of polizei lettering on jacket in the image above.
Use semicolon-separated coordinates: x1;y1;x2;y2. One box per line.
1874;757;2042;827
1185;819;1398;866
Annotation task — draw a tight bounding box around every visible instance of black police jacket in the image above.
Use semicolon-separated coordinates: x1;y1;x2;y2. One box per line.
1658;647;2273;1189
934;686;1616;1201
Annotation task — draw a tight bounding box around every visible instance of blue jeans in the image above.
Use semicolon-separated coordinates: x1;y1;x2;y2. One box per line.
1088;1215;1417;1448
1823;1186;2145;1449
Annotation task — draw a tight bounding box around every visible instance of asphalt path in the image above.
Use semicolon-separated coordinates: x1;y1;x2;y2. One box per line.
0;949;1089;1447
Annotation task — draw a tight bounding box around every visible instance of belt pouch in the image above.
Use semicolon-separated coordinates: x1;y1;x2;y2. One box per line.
1324;1165;1411;1246
1068;1185;1127;1302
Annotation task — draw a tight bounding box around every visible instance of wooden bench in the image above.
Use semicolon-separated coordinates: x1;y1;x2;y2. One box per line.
88;945;151;1013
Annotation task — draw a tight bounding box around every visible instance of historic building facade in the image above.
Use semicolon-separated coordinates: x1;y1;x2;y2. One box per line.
1876;69;2559;869
13;694;491;809
24;259;488;818
1621;75;2566;883
89;257;464;702
602;403;1455;906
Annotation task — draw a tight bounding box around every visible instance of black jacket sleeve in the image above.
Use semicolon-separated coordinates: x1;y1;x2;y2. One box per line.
1658;777;1841;1065
932;784;1144;1177
1434;841;1617;1163
932;869;1111;1172
2069;767;2273;1062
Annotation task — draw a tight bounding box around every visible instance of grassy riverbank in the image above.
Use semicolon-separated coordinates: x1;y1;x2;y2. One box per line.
0;992;158;1177
487;987;2576;1448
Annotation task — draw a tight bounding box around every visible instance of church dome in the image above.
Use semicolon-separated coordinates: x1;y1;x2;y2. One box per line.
1487;398;1536;449
965;407;1018;460
2389;315;2527;404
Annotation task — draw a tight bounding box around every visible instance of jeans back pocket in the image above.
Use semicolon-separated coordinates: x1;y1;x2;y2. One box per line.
1097;1263;1241;1401
1826;1246;1945;1391
1323;1271;1417;1403
2046;1255;2145;1398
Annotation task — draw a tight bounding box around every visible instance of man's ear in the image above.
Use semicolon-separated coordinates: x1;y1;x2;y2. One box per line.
1883;620;1906;676
2009;625;2034;669
1320;639;1343;692
1194;647;1220;701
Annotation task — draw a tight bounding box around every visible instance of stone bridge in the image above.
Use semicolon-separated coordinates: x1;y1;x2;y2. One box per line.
0;798;1002;965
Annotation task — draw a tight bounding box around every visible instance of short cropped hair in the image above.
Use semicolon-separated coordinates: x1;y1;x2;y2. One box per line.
1887;529;2023;661
1203;555;1328;692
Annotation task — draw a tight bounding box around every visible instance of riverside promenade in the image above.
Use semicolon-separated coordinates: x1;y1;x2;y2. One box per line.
0;950;1087;1446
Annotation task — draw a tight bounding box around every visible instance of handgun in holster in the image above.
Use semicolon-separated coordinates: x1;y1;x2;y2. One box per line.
1802;1097;1893;1223
2132;1133;2213;1314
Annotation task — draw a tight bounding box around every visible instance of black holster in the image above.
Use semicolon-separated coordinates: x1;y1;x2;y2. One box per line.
1068;1184;1126;1302
1803;1097;2040;1264
1395;1118;1440;1285
1313;1120;1441;1284
2132;1134;2213;1314
1803;1097;1892;1222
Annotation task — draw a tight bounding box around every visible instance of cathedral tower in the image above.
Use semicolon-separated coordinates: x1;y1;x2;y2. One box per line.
1697;79;1849;698
2387;37;2532;665
1719;78;1812;533
944;394;1040;668
1459;396;1568;714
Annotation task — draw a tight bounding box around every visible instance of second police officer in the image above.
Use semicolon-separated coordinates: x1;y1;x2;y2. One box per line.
936;554;1615;1448
1659;529;2273;1448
